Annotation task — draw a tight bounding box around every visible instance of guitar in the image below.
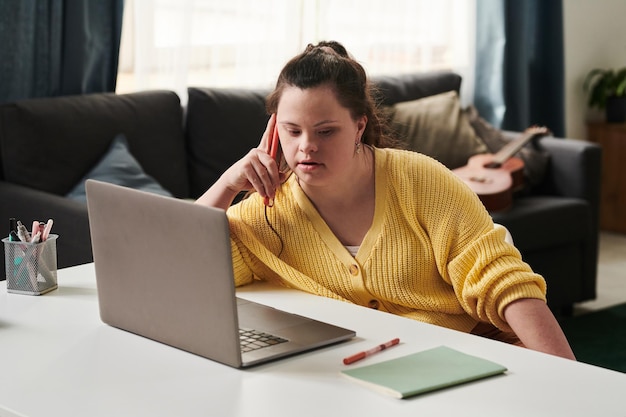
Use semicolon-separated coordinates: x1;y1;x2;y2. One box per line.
452;126;550;212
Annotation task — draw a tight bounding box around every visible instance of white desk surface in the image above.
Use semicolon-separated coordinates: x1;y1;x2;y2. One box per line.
0;263;625;417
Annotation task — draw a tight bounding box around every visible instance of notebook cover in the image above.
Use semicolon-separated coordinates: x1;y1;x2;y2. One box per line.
341;345;507;399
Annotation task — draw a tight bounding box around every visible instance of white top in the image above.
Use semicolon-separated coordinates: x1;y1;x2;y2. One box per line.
0;263;624;417
345;245;360;257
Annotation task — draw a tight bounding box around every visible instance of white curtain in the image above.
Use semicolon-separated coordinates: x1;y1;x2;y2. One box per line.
117;0;475;104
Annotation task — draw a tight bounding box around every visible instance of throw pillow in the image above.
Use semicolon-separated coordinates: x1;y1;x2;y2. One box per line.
388;91;488;169
66;134;173;202
465;106;550;187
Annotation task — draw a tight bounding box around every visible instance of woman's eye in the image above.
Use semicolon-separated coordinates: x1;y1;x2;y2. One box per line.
318;129;333;136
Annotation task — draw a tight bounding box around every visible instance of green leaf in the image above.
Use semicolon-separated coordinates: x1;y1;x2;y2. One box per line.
584;67;626;109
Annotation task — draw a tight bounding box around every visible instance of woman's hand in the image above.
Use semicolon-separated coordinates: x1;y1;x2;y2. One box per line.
226;114;283;197
195;114;285;209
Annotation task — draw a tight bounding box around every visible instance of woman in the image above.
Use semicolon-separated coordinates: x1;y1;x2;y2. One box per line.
196;41;575;360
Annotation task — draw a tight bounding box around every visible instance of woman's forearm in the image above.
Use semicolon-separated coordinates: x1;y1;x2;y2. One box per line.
195;175;242;210
504;298;576;360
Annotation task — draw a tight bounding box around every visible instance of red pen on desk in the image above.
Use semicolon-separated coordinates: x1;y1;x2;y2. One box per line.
343;338;400;365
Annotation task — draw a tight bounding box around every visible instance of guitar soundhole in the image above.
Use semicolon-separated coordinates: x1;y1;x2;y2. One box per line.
484;162;501;169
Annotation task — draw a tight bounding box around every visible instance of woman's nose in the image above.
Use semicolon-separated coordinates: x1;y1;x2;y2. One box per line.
299;133;318;153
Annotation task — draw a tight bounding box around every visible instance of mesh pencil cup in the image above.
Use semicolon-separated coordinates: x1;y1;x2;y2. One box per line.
3;234;59;295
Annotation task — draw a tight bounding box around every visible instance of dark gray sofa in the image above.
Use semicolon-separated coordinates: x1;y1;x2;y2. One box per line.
0;71;601;315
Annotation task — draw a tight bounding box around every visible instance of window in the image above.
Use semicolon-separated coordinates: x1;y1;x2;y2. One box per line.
117;0;475;103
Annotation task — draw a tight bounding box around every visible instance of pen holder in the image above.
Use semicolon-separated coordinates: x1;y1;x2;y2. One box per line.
3;234;58;295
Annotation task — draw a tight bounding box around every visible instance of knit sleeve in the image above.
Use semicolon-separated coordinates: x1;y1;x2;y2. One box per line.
403;151;547;331
447;226;547;331
226;192;290;288
227;201;262;287
230;234;255;287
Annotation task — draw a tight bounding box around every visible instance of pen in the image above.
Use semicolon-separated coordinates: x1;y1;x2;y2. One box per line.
32;221;41;240
343;338;400;365
9;230;20;241
41;219;53;241
16;221;31;242
30;231;41;244
264;123;280;207
8;218;19;241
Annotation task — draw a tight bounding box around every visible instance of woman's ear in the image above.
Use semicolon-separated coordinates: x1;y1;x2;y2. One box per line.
357;115;368;135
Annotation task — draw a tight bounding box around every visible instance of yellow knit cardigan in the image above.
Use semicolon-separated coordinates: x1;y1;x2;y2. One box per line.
227;147;546;333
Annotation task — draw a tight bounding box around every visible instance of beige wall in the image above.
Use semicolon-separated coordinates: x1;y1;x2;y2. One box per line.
564;0;626;139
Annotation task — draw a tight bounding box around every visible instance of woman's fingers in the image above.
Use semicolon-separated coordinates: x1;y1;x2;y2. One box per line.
223;114;281;200
233;149;279;199
253;151;280;199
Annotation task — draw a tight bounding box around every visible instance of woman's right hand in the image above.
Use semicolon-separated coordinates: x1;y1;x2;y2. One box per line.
195;114;285;209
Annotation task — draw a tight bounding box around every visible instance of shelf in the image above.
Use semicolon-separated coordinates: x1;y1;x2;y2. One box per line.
587;122;626;233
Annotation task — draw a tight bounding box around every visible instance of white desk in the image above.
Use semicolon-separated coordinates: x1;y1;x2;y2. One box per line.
0;263;625;417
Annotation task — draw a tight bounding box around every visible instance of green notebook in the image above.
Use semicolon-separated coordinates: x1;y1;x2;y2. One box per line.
341;345;507;399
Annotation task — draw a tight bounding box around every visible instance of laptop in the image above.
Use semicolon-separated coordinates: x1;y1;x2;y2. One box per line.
85;179;355;368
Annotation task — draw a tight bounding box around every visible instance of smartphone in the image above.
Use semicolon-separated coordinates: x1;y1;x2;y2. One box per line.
264;123;282;207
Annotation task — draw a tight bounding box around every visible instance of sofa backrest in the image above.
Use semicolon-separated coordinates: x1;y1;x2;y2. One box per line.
185;71;462;198
185;87;270;199
0;90;189;198
372;71;462;106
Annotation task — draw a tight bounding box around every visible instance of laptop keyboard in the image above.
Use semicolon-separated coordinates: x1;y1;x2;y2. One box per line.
239;328;288;353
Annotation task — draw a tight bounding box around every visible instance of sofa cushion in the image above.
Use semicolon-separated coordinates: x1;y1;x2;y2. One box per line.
66;134;173;202
0;90;188;198
388;91;488;169
186;87;270;198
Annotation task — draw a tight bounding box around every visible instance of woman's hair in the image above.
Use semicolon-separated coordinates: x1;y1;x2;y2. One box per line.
266;41;398;148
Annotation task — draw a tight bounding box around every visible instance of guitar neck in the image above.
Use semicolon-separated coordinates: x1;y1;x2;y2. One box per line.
491;128;548;166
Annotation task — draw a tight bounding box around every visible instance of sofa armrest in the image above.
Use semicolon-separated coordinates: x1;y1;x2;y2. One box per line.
502;131;602;202
498;133;602;310
0;182;92;274
535;137;602;203
503;131;601;242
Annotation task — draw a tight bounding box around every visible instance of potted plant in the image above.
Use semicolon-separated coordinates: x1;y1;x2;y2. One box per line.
584;67;626;123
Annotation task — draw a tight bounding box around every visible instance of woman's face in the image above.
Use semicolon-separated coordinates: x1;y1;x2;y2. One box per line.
276;84;367;189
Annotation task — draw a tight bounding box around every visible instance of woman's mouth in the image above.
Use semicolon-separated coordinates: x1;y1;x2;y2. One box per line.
298;160;321;171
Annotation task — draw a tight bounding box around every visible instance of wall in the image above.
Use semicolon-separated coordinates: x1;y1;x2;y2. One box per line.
564;0;626;139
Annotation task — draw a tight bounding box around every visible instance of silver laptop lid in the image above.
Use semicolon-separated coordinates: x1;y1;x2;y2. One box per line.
86;179;244;367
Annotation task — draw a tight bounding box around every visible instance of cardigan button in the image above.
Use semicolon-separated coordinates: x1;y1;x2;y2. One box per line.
368;299;380;310
349;264;359;275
